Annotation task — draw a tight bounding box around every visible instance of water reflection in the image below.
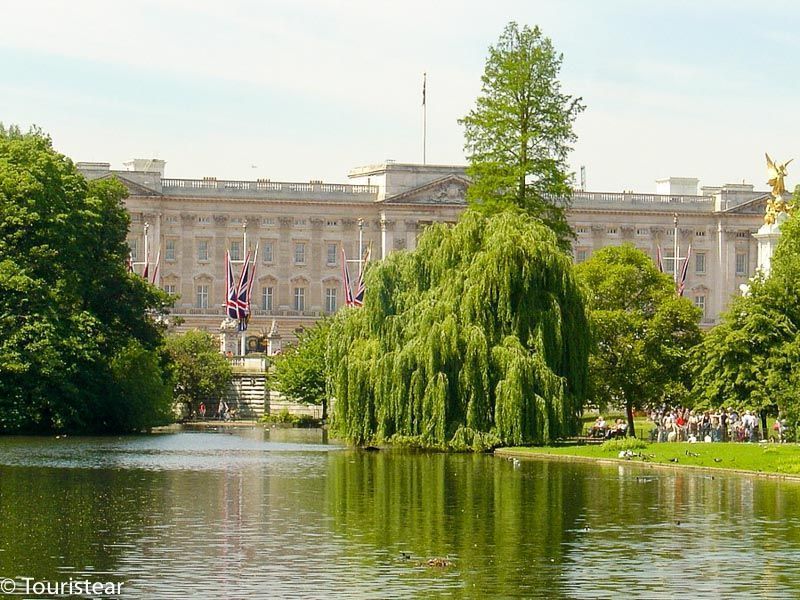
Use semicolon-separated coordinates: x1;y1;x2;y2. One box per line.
0;429;799;598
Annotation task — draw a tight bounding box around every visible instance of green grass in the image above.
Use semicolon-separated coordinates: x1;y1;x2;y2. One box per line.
499;441;800;475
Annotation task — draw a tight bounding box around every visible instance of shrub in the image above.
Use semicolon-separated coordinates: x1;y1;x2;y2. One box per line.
600;437;648;452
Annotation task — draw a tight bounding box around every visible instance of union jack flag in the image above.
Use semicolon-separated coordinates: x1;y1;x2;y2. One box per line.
225;250;238;319
235;251;252;322
341;247;355;307
150;250;160;285
677;244;692;297
352;244;371;307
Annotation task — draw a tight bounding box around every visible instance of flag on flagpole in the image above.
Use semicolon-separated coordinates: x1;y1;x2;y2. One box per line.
150;250;160;285
142;251;149;280
656;246;664;273
235;251;252;325
341;247;354;307
352;244;371;307
677;244;692;296
225;250;238;319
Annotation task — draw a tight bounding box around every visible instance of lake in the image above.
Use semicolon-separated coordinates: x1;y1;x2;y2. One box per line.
0;426;799;598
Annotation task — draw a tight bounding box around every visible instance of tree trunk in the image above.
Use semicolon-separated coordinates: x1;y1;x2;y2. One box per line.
760;410;767;439
626;401;636;438
322;398;328;423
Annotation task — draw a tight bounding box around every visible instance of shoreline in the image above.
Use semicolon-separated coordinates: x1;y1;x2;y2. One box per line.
494;446;800;483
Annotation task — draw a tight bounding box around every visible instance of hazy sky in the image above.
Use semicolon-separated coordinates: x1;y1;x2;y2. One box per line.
3;0;798;193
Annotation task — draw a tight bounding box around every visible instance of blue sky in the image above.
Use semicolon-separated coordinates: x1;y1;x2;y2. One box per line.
2;0;799;192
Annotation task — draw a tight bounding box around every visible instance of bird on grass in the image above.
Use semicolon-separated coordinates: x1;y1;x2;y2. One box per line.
685;451;700;457
400;551;412;560
669;458;679;463
713;458;723;463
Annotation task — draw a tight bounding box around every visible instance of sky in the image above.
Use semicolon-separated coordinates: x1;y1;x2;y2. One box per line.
2;0;799;193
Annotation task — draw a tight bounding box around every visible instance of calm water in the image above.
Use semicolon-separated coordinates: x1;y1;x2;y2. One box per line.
1;427;799;598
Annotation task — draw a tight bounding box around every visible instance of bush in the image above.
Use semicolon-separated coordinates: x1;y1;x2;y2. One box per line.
600;437;648;452
260;409;320;428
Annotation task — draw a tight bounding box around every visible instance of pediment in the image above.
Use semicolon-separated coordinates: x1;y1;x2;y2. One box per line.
722;193;770;215
94;173;163;197
381;174;469;205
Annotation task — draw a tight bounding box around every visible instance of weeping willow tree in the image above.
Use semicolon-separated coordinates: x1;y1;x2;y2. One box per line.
328;210;589;450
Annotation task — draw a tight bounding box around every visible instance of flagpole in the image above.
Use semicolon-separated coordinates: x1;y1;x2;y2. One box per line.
143;221;149;277
241;220;247;357
673;214;679;286
422;72;427;165
358;218;364;276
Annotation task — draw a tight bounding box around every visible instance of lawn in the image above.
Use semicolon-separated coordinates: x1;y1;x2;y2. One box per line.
498;439;800;476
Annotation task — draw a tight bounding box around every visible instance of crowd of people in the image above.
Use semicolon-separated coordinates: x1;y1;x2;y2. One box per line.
646;406;786;443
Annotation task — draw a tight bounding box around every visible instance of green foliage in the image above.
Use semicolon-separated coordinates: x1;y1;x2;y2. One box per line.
328;210;589;449
270;319;331;418
108;341;174;430
576;245;702;436
459;22;584;249
692;206;800;424
599;437;647;452
0;126;173;433
165;330;232;414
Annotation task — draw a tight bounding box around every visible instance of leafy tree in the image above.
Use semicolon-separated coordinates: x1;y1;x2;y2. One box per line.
108;341;174;430
0;126;173;433
328;210;589;449
459;22;584;249
270;319;332;420
693;203;800;432
576;245;702;437
165;330;232;416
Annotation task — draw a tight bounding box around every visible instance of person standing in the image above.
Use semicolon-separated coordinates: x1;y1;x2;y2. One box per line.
199;402;206;420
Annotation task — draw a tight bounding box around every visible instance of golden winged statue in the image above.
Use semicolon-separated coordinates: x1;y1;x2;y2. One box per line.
764;153;793;225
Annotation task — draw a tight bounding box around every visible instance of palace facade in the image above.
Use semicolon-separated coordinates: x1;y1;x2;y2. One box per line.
78;160;768;350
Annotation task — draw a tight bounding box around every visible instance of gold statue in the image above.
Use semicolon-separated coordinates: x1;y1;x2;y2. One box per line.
764;153;793;225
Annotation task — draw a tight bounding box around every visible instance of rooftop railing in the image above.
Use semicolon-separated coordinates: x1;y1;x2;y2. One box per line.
161;178;378;195
563;191;715;209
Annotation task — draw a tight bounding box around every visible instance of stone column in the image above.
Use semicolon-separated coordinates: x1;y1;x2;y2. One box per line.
754;212;787;277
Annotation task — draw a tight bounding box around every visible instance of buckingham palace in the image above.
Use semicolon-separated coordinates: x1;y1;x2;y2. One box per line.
78;159;768;347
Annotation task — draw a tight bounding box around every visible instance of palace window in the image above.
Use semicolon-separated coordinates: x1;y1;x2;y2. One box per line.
197;239;209;261
327;243;338;266
327;220;338;227
262;286;273;311
164;215;177;224
294;242;306;264
576;226;588;234
636;228;648;236
197;216;210;225
695;252;706;275
164;283;176;296
325;288;337;313
695;230;706;238
736;231;751;239
736;252;748;276
664;251;675;273
694;295;706;317
606;227;618;235
165;239;176;261
293;287;306;312
575;249;588;263
262;218;275;226
230;240;242;261
129;239;139;262
196;284;209;308
263;241;274;263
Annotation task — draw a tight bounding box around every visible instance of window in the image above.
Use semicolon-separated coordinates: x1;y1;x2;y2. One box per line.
230;217;243;224
164;284;176;295
736;252;748;276
197;216;210;224
196;284;209;308
262;286;273;311
606;227;618;235
664;252;675;273
575;249;588;263
360;242;370;257
263;241;274;263
327;243;338;265
695;230;706;238
295;219;307;226
636;228;648;236
736;231;751;239
129;239;139;261
164;215;177;224
327;220;338;227
695;252;706;274
576;226;588;234
197;239;209;261
694;295;706;317
230;240;242;261
325;288;337;313
165;239;176;261
262;217;275;226
293;287;305;311
294;242;306;264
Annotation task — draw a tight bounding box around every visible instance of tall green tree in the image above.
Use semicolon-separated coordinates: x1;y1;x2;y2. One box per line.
693;201;800;431
270;319;332;420
459;22;584;248
329;210;589;449
0;125;173;433
165;330;232;416
576;245;702;437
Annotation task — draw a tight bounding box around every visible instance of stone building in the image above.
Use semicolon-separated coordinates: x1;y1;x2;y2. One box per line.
78;160;768;349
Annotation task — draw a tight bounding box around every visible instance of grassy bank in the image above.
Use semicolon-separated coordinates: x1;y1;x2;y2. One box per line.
498;439;800;476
